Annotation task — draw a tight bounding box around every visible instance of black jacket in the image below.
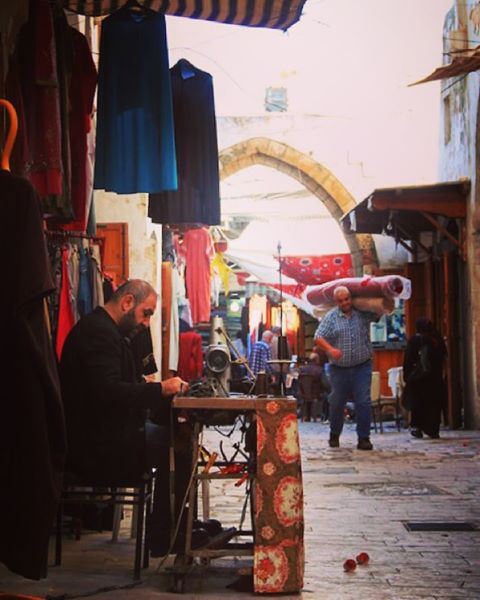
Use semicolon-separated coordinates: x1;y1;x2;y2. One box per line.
60;307;169;483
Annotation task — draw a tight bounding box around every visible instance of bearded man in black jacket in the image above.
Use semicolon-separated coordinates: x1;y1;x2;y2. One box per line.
60;279;187;483
60;279;195;556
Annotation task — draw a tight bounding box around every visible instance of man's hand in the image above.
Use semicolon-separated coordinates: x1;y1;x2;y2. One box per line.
161;377;189;397
328;348;342;361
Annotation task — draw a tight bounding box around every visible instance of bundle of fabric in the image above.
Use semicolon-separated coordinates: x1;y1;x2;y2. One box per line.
306;275;411;315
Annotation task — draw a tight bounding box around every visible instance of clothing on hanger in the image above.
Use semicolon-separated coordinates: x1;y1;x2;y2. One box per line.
1;169;66;580
148;59;220;225
94;5;177;194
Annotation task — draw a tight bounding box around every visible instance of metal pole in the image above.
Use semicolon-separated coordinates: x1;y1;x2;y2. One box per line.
277;241;285;396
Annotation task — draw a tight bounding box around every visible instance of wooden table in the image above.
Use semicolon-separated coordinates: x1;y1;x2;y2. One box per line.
170;396;304;594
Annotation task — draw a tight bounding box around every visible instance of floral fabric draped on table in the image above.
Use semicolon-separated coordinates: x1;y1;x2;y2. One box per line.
254;398;304;594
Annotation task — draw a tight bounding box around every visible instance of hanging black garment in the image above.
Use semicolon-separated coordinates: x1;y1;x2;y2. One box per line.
148;59;220;226
0;170;67;580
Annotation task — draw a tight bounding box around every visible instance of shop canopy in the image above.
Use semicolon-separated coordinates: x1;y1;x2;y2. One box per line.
409;47;480;86
340;180;469;256
63;0;307;30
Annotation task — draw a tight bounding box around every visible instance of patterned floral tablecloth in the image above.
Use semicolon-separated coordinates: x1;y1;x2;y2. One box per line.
254;398;304;594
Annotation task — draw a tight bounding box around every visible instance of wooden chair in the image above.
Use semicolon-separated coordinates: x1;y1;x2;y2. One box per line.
54;471;154;580
371;369;403;433
298;373;319;422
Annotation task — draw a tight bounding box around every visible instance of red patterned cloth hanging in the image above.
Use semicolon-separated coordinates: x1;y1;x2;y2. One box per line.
254;398;304;594
276;253;353;285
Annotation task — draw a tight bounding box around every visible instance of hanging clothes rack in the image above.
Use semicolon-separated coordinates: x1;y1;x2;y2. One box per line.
45;229;103;242
0;99;18;171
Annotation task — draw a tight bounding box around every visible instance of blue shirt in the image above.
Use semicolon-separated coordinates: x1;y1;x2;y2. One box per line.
315;308;377;367
249;341;272;375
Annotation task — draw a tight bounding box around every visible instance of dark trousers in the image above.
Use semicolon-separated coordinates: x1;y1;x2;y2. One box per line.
145;421;192;556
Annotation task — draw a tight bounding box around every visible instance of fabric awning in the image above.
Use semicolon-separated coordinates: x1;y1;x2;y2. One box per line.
341;180;469;239
63;0;306;30
409;47;480;86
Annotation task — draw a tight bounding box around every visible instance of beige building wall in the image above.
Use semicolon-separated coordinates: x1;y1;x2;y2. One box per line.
94;190;163;370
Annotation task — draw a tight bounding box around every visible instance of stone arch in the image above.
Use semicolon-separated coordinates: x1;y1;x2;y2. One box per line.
219;137;377;274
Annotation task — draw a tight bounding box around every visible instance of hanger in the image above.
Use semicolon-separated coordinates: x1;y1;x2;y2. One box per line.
178;59;196;80
0;99;18;172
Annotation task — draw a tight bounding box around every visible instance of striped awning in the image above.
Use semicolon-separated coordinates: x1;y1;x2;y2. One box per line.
63;0;307;31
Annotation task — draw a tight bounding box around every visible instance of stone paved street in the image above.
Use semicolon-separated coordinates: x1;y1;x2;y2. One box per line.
1;423;479;599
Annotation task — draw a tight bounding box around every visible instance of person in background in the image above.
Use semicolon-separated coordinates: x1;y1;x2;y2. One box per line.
297;351;331;422
270;325;292;393
249;330;273;376
232;330;246;359
314;286;382;450
403;317;447;439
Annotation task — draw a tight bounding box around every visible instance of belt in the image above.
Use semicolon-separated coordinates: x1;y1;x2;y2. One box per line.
331;358;371;369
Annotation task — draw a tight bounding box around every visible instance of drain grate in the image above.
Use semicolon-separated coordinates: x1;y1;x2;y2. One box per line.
404;522;477;532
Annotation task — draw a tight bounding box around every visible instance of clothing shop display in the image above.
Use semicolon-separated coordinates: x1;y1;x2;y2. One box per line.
169;267;181;372
1;169;66;580
161;262;173;377
6;5;98;228
55;246;76;359
177;324;203;383
7;0;63;198
94;4;177;194
148;59;220;225
46;233;106;356
182;227;215;324
63;27;97;232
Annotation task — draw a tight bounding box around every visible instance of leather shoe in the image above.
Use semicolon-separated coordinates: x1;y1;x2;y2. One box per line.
357;437;373;450
329;434;340;448
193;518;222;536
204;526;238;549
410;429;423;438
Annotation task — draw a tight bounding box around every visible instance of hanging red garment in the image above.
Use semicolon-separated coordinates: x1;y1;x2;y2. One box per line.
55;247;75;358
183;227;214;324
177;331;203;382
7;0;63;198
63;27;98;232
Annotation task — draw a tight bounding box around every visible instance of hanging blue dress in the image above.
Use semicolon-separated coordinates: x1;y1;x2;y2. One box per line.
94;6;177;194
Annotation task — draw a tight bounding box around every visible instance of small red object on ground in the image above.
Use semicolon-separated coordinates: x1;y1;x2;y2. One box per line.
343;559;357;572
356;552;370;565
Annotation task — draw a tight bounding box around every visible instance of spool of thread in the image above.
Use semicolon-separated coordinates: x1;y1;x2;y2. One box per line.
254;371;268;396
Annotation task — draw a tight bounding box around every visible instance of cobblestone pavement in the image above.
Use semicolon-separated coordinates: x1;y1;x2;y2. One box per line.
0;422;479;599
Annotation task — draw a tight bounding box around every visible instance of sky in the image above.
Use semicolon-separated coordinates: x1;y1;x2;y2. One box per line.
166;0;453;117
164;0;455;258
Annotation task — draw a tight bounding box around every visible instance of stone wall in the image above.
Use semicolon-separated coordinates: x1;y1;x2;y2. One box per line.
439;1;480;427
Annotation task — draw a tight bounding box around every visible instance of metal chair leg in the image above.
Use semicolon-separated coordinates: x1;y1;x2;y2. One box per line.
143;478;152;570
134;484;146;580
54;501;63;566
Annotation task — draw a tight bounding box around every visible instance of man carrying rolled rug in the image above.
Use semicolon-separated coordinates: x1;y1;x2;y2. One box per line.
314;286;389;450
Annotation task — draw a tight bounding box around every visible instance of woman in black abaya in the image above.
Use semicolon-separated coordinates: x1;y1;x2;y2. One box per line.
403;318;447;439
